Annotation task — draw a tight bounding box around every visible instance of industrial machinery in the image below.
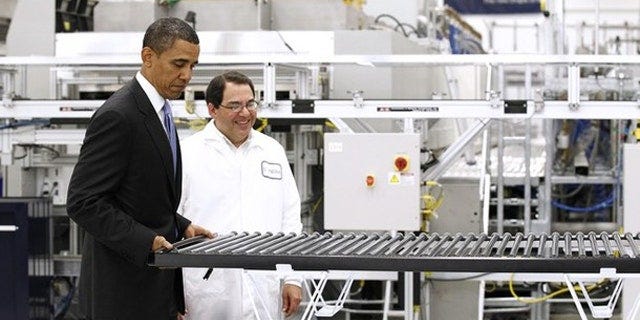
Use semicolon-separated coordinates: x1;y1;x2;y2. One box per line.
4;0;640;319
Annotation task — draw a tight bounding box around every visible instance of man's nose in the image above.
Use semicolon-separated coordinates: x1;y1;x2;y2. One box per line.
180;67;193;81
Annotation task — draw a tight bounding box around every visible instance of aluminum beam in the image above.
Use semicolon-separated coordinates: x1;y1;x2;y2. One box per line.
3;99;640;120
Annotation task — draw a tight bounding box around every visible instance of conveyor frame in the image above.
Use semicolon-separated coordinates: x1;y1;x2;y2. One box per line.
151;231;640;320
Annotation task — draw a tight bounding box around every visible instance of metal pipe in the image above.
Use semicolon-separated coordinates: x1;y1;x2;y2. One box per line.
495;233;512;256
564;232;572;257
551;232;560;257
329;233;367;255
287;232;327;255
384;233;416;256
263;63;276;107
398;233;428;256
537;233;548;257
440;233;464;256
300;233;342;255
595;0;600;55
343;233;379;256
271;233;313;255
624;233;640;257
454;233;476;256
509;233;524;257
424;118;492;181
245;232;290;254
469;233;488;256
315;233;356;255
524;65;532;234
357;233;391;255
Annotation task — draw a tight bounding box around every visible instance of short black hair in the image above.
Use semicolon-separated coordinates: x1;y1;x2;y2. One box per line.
142;17;199;54
205;71;256;108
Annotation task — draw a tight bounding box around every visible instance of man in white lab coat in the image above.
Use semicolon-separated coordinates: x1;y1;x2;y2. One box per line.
179;70;303;319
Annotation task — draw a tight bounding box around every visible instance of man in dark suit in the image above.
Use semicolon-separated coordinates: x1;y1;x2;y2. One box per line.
67;17;212;320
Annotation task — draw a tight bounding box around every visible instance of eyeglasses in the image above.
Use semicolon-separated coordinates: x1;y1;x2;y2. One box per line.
218;100;260;113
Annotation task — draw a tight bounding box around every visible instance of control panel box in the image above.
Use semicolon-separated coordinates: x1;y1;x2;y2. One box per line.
324;133;421;231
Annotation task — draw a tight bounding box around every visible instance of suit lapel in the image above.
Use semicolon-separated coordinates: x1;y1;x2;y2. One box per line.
129;79;178;203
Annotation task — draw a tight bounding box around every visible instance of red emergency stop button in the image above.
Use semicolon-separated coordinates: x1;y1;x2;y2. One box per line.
394;155;409;172
365;174;375;187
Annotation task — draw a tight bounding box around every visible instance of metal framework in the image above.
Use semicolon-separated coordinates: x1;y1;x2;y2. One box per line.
2;53;640;121
3;53;640;319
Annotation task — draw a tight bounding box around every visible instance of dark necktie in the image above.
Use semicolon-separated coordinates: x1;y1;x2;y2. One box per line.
163;101;180;239
162;100;177;178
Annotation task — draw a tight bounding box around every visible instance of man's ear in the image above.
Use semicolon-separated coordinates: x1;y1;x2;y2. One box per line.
207;103;217;118
141;47;154;67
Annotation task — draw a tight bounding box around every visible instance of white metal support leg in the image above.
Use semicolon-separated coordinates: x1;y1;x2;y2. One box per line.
245;271;275;320
315;274;355;317
626;294;640;320
383;279;392;320
563;274;590;320
563;273;629;320
301;272;329;320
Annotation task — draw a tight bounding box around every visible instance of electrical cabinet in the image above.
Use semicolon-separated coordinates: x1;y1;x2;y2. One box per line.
324;133;421;231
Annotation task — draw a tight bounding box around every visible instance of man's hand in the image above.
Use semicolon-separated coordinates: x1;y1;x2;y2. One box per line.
152;235;173;252
184;223;215;239
282;283;302;317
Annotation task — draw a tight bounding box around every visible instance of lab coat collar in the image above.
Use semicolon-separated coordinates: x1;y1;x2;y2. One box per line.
204;120;262;151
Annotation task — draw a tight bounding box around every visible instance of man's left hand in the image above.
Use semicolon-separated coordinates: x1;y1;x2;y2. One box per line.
282;283;302;317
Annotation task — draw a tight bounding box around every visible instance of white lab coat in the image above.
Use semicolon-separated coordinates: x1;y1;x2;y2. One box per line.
179;120;302;320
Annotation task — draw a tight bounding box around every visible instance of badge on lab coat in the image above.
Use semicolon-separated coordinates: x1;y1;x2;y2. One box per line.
261;161;282;180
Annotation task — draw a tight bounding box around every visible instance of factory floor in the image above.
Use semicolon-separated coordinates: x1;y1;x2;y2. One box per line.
550;315;622;320
324;314;623;320
313;314;622;320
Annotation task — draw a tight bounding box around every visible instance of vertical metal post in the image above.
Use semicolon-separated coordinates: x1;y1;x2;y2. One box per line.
481;129;491;234
293;126;310;202
543;119;553;233
383;279;392;320
309;65;320;99
615;120;623;226
256;0;263;30
497;121;504;234
70;221;78;255
404;271;414;320
296;70;308;99
49;67;57;99
496;65;505;234
263;63;276;108
18;65;27;99
524;65;532;234
1;69;14;107
512;20;518;52
567;64;580;110
560;0;566;54
403;118;414;133
595;0;600;55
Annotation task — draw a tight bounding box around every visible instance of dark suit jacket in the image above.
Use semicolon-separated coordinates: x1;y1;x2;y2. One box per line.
67;78;191;319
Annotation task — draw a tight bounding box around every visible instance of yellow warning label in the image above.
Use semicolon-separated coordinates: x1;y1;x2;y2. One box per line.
389;173;400;185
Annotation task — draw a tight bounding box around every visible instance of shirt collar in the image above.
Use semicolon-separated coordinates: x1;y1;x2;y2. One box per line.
136;71;166;114
204;120;254;149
